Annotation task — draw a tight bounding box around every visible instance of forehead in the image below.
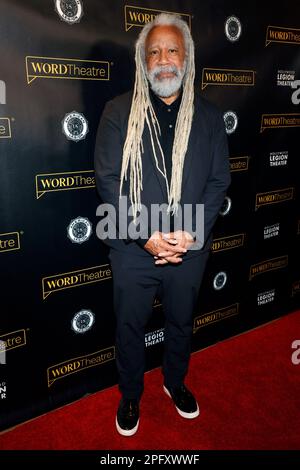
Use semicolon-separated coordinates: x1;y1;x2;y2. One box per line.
145;24;184;48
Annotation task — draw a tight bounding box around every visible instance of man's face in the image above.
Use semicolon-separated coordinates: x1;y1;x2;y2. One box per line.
145;25;186;98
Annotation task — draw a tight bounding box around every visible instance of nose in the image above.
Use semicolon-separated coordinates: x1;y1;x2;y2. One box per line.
158;49;169;65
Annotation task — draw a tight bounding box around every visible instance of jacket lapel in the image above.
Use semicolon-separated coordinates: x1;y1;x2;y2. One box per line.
181;124;196;193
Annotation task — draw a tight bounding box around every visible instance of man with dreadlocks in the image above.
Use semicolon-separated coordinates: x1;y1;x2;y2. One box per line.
94;13;231;436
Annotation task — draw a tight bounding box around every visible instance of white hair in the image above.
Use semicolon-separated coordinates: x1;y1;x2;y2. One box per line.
119;13;195;222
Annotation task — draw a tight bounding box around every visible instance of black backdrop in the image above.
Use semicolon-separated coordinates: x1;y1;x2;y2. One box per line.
0;0;299;432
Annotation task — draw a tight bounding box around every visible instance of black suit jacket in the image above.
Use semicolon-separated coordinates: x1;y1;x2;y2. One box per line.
94;90;231;258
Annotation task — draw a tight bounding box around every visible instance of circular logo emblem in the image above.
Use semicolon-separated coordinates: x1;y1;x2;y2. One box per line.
223;111;238;135
71;309;95;333
213;272;227;291
67;217;92;243
54;0;83;24
225;16;242;42
62;111;89;142
219;196;232;216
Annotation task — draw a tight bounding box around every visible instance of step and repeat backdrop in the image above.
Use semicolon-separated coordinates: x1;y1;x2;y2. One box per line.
0;0;299;431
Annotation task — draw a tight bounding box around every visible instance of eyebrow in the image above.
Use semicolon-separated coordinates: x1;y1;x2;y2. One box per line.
146;43;180;49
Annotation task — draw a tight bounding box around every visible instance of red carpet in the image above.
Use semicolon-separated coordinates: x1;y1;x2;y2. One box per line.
1;310;300;450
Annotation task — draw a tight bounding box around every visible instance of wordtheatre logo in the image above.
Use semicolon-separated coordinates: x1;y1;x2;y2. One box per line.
0;80;6;104
213;271;227;291
249;255;288;281
269;150;288;167
264;223;280;240
201;68;254;90
0;117;12;139
219;196;232;216
291;340;300;365
261;113;300;132
229;156;249;172
54;0;83;24
211;233;245;253
257;289;275;306
193;304;239;333
225;16;242;42
26;56;110;85
145;328;164;348
0;232;21;253
62;111;88;142
291;80;300;105
277;70;295;87
47;346;115;387
223;110;238;135
42;264;111;299
0;329;27;358
124;5;191;32
67;217;92;244
255;187;294;210
71;309;95;334
35;170;95;199
265;25;300;47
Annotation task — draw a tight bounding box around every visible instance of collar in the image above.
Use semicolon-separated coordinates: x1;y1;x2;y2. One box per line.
149;87;182;110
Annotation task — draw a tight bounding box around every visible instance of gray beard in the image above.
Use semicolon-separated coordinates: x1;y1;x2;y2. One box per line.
146;63;186;98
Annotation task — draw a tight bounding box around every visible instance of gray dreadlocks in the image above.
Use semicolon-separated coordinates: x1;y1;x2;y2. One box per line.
119;13;195;222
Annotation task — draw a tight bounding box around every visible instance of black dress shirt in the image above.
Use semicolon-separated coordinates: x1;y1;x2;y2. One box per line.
149;88;182;187
147;89;183;238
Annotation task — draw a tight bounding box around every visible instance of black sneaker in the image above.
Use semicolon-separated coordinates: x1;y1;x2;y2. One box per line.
163;384;200;419
116;398;139;436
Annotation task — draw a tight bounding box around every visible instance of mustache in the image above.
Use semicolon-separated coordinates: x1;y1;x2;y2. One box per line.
151;65;180;79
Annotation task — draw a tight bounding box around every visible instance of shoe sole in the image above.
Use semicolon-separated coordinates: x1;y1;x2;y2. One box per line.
115;416;139;436
163;385;200;419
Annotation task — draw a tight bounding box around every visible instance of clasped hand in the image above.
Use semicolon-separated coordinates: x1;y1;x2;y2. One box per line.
144;230;194;265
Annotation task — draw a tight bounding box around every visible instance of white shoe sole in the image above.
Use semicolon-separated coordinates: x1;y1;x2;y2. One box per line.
163;385;200;419
115;416;139;436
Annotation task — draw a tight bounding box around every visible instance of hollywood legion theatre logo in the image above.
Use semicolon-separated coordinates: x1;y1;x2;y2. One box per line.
71;309;95;333
67;217;92;243
223;110;238;134
213;272;227;290
62;111;89;142
225;16;242;42
54;0;83;24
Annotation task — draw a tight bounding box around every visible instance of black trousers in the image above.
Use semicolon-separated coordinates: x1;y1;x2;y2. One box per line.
108;248;210;400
